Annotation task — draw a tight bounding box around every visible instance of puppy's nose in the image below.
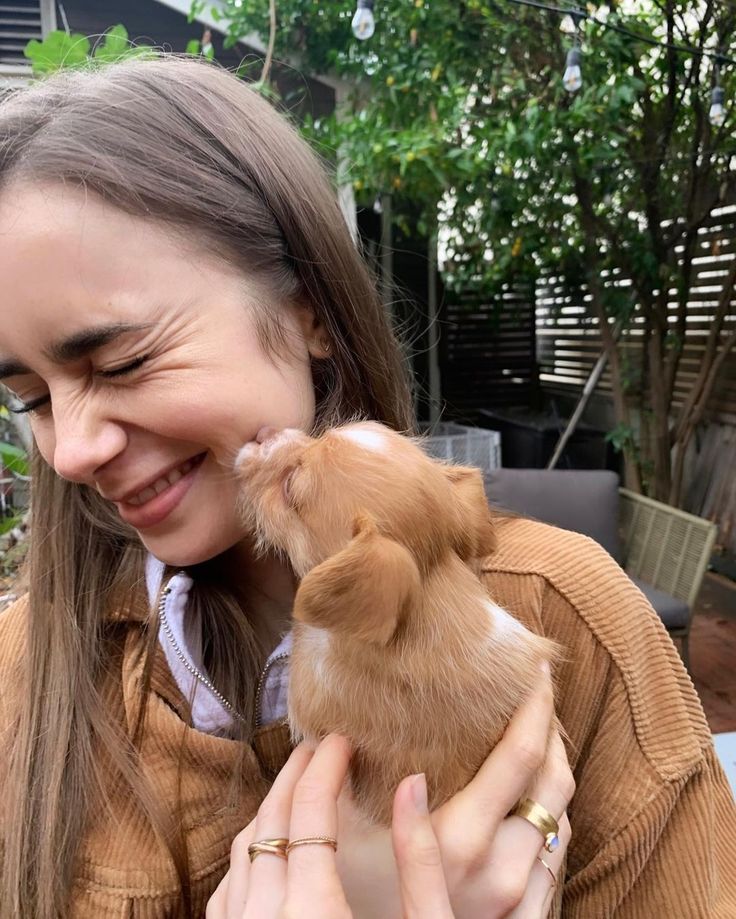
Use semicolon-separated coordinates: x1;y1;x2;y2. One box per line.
256;426;279;444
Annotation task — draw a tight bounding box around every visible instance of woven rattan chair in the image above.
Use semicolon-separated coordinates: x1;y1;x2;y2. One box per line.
484;469;718;671
619;488;718;671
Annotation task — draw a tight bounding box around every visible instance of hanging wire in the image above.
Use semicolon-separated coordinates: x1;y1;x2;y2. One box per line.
499;0;736;66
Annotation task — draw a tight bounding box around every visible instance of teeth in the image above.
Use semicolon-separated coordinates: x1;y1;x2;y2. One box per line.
125;456;200;506
136;485;157;504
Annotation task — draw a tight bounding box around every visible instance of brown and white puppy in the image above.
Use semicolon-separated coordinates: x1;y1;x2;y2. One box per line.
236;420;557;827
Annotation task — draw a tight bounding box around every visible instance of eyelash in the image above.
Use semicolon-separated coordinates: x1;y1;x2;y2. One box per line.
7;354;150;415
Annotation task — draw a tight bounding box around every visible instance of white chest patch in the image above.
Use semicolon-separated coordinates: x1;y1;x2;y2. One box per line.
485;600;525;640
338;427;388;454
299;624;333;685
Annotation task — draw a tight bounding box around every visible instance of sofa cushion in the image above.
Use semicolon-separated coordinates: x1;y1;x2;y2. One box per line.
484;468;622;562
630;577;690;630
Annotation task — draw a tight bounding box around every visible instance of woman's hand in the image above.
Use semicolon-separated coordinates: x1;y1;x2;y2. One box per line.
334;662;573;919
206;733;454;919
433;663;573;919
208;661;573;919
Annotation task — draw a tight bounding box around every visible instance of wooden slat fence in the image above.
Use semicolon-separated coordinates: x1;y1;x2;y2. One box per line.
535;203;736;549
536;203;736;424
440;283;538;423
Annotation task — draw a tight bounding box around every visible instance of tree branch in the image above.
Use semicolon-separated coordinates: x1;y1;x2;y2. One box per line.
260;0;277;86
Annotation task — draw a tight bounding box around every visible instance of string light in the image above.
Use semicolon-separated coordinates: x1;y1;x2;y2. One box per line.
561;9;585;93
711;86;726;127
500;0;731;124
352;0;375;40
563;47;582;92
502;0;736;65
350;1;730;123
710;55;727;127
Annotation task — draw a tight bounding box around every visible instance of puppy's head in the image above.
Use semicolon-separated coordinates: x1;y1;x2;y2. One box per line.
234;420;495;580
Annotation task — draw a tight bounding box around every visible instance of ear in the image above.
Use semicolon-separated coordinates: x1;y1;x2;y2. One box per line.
293;512;421;645
442;465;496;561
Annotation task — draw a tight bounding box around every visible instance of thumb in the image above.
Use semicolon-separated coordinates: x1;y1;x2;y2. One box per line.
391;774;455;919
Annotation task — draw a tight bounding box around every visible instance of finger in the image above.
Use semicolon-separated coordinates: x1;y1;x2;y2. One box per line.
233;743;315;919
205;868;229;918
285;734;353;908
506;813;571;919
526;728;575;820
391;774;454;919
435;663;555;835
504;728;575;871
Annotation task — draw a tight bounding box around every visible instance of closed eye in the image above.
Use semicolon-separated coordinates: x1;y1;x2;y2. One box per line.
97;354;149;378
7;394;50;415
6;354;150;414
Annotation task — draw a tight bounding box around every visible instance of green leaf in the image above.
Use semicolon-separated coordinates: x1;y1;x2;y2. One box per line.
24;31;90;74
0;442;28;478
185;38;201;55
188;0;206;24
0;514;23;537
92;25;133;63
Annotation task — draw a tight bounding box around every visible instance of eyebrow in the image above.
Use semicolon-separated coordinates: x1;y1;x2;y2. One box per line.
0;321;156;380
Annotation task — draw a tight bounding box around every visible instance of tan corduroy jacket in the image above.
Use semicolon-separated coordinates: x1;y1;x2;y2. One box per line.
1;517;735;917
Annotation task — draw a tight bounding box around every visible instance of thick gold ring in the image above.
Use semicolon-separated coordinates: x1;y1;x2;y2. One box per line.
285;835;338;854
247;838;289;863
537;856;557;888
511;798;560;853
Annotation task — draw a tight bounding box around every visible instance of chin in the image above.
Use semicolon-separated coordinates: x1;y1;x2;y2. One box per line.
140;524;247;568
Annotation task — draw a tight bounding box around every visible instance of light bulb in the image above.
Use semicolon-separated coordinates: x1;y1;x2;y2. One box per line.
201;28;213;57
352;0;375;41
710;86;726;127
563;47;582;92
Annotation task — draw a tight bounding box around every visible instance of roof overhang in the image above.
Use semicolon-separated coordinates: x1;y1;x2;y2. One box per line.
154;0;358;99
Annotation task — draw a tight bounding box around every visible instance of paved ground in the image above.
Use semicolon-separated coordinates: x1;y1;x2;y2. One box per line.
690;572;736;734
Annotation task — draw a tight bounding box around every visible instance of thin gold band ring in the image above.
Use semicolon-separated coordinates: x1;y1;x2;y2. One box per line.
247;838;289;863
285;835;338;854
537;856;557;888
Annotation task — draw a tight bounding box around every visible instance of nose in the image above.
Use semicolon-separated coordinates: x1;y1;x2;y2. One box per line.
256;426;280;444
51;404;127;485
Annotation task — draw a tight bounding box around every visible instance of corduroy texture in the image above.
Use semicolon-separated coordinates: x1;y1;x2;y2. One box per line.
1;516;734;917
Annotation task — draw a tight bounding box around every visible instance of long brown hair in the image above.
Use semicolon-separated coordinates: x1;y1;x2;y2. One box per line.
0;55;416;918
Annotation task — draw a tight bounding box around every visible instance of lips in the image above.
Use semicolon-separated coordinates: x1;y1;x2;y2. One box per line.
124;455;201;506
113;452;207;530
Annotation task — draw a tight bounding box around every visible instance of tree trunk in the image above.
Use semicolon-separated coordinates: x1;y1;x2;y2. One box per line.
647;327;673;501
670;326;736;505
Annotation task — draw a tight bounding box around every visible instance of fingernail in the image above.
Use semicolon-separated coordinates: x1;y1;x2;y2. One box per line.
411;773;428;814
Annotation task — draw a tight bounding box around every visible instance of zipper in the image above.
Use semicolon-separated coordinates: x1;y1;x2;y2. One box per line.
157;580;248;726
254;651;290;728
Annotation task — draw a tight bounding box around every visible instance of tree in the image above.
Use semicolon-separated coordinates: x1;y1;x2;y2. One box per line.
216;0;735;504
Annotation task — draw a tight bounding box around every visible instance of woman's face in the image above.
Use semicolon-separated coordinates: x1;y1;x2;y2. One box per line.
0;182;321;566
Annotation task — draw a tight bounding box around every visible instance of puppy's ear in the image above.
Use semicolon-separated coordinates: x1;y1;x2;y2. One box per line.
443;465;496;561
293;512;421;645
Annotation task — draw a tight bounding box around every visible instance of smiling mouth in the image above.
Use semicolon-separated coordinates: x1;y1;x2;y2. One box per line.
124;453;206;506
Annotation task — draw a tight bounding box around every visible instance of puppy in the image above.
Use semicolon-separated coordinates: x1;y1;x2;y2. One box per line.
236;420;558;826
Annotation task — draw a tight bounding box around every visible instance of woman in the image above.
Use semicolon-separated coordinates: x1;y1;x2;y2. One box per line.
0;56;732;918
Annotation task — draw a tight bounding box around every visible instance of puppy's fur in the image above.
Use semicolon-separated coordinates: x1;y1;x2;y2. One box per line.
236;420;558;826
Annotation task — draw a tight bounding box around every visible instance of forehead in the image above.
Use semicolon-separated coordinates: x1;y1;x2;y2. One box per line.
0;181;242;359
335;425;390;454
